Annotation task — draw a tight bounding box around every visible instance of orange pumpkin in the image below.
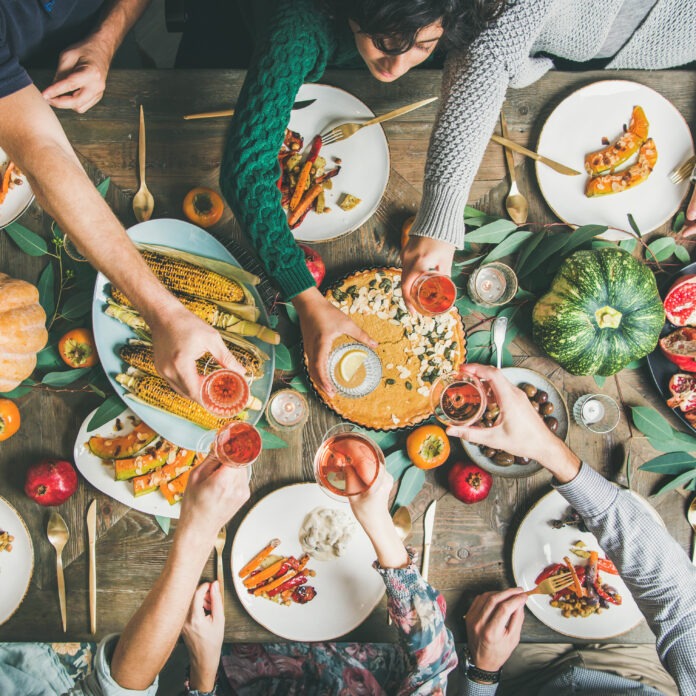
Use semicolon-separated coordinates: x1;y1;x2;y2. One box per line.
183;187;225;228
406;424;451;469
0;273;48;392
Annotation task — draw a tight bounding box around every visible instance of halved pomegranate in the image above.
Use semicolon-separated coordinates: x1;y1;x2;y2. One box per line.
667;373;696;423
660;327;696;372
664;275;696;326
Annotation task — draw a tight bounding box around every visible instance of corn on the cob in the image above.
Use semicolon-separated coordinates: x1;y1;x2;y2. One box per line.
120;340;264;379
116;372;234;430
140;249;246;303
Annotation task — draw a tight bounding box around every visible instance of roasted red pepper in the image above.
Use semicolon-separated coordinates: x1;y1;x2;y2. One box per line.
597;557;618;575
594;580;622;605
268;573;308;597
535;563;565;585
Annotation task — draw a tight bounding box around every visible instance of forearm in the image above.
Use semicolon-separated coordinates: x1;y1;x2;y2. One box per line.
90;0;152;57
555;462;696;689
111;528;214;689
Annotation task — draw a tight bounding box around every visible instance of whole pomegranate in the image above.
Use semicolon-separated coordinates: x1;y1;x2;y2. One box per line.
298;243;326;287
448;461;492;505
24;459;78;506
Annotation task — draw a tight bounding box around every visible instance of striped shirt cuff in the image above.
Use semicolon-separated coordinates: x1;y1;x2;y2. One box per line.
553;462;620;519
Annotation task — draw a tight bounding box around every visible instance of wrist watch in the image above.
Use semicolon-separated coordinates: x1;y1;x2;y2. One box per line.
464;648;502;685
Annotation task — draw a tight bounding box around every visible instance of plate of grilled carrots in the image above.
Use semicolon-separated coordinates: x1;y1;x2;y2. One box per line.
91;218;276;451
536;80;694;239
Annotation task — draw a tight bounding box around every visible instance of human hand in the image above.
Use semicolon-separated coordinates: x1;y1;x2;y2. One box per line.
182;582;224;694
293;287;377;395
445;364;581;481
401;236;456;313
147;303;247;403
683;186;696;237
349;467;394;532
465;588;527;672
42;36;114;113
177;455;250;543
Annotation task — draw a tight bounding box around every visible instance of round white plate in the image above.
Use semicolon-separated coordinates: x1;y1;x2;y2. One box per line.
287;84;390;243
91;218;275;451
462;367;568;478
74;407;184;519
0;148;34;228
0;495;33;625
231;483;385;641
512;488;662;640
536;80;694;240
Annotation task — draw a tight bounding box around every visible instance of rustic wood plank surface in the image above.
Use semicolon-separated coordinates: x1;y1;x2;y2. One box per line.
0;68;694;646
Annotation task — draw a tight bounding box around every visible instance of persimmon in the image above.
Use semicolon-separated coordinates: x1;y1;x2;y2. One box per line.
401;215;415;249
58;328;98;368
0;399;20;442
183;187;225;228
406;424;450;469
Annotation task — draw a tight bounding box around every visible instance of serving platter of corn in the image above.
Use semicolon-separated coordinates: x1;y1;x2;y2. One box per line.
91;218;276;450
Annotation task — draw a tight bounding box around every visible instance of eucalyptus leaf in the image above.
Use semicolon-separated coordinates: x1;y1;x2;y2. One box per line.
463;206;488;219
385;449;412;480
672;211;686;233
594;375;606;388
274;344;294;371
467;346;492;365
267;314;279;329
37;262;56;320
258;426;288;449
669;431;696;450
561;225;608;255
288;375;308;393
466;331;491;349
687;478;696;491
155;516;171;535
619;238;638;253
393;466;426;508
654;468;696;496
36;345;64;370
455;295;499;317
284;302;299;324
592;240;616;249
96;177;111;197
5;222;48;256
501;346;514;367
624;358;645;370
519;233;570;277
88;383;107;398
453;254;484;268
482;231;534;264
639;451;696;475
465;219;517;245
365;430;401;450
631;406;675;441
674;244;691;264
42;367;91;386
646;237;676;263
61;291;92;320
647;437;696;454
515;233;545;274
627;213;641;237
87;394;126;431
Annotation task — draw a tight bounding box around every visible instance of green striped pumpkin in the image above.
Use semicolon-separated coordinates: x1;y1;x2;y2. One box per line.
532;248;664;376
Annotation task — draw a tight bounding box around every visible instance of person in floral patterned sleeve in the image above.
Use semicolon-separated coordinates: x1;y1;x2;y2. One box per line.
181;469;457;695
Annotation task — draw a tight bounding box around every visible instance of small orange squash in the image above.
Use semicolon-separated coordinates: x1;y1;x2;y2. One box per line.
0;273;48;392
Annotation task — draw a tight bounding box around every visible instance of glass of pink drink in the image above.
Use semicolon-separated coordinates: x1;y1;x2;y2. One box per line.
200;368;250;417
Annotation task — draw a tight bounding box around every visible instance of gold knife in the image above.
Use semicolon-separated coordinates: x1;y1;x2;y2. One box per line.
490;133;581;176
87;500;97;635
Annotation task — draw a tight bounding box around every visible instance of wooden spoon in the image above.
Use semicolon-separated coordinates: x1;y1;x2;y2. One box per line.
47;511;69;632
687;497;696;565
133;105;154;222
500;111;529;225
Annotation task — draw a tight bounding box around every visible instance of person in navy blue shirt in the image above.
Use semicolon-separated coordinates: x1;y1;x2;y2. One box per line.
0;0;247;403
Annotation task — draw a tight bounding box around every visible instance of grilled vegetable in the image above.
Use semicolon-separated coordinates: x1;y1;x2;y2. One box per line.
289;135;322;211
238;538;281;578
585;138;657;197
116;372;235;430
120;340;264;380
160;465;196;504
114;440;174;481
88;420;158;459
140;249;246;303
132;447;197;496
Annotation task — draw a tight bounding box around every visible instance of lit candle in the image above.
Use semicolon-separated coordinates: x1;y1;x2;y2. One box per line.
266;389;308;430
581;398;605;424
475;267;506;303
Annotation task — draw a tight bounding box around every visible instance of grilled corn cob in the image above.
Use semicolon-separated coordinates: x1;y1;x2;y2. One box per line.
141;249;246;303
116;372;235;430
120;339;264;379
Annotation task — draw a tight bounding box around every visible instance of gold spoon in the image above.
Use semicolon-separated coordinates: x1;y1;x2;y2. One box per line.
47;511;70;632
500;110;529;225
392;506;413;541
687;497;696;565
132;105;155;222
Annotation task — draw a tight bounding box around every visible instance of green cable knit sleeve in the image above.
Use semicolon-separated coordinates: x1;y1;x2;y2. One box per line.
219;2;333;301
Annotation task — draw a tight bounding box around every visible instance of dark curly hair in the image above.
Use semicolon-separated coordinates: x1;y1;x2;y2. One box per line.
318;0;509;54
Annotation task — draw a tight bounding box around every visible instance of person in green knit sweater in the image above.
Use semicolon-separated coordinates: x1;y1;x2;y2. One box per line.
215;0;506;394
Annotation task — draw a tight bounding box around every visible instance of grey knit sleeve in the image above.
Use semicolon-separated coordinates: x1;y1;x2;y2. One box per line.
410;43;510;248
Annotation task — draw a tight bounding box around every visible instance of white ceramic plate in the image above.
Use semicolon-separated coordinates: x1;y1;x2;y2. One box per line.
0;495;33;625
74;407;185;519
0;148;34;228
231;483;385;640
512;488;662;640
462;367;568;478
91;218;275;451
286;84;390;243
536;80;694;240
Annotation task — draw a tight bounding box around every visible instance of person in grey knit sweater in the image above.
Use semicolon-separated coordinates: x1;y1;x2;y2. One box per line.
401;0;696;302
447;364;696;696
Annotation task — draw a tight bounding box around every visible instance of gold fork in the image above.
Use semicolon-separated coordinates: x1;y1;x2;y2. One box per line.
320;96;437;146
669;155;696;184
214;527;226;598
47;512;70;632
525;572;574;596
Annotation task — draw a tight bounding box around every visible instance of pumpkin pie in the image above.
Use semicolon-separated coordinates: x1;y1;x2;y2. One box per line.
311;268;466;429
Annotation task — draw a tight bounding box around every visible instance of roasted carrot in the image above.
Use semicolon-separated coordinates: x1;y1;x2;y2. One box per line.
563;556;585;598
254;568;297;596
288;135;322;211
243;557;286;588
288;183;323;227
238;539;281;578
0;162;15;205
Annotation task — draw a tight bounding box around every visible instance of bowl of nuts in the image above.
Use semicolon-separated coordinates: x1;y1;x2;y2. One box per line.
460;367;569;479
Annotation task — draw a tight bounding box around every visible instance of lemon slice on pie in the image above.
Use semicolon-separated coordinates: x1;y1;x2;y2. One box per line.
337;349;367;389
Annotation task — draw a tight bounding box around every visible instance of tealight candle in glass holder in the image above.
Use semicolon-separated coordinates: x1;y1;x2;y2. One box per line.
265;389;309;431
468;262;518;307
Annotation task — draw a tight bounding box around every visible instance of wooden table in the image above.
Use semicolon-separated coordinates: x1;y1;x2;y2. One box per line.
0;68;694;645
